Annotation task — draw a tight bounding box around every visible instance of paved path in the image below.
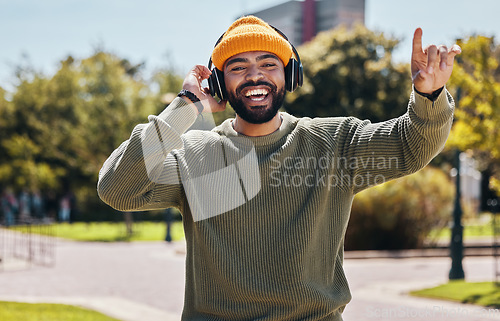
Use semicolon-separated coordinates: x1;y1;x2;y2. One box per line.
343;256;500;320
0;240;186;321
0;239;499;321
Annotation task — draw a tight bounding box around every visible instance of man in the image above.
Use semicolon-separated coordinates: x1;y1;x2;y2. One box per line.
98;16;460;320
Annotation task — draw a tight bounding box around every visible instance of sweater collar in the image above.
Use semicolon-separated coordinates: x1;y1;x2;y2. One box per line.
214;112;298;147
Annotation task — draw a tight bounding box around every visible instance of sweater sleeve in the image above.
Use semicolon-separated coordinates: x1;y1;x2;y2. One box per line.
341;87;454;194
97;97;198;212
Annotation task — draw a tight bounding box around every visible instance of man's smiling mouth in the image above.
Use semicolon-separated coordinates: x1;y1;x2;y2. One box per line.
243;88;270;102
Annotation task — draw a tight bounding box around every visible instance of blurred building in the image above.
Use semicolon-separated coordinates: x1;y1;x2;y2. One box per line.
248;0;365;45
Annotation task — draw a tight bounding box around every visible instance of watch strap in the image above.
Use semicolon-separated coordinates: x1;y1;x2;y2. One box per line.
178;89;204;114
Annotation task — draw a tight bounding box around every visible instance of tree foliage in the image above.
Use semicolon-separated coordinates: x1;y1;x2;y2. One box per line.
0;51;183;217
284;24;412;122
5;28;497;220
447;35;500;194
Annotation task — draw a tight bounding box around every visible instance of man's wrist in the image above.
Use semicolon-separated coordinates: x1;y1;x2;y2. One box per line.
178;89;204;114
414;86;444;102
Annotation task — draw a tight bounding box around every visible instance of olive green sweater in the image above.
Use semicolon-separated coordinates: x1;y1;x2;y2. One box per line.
98;89;454;320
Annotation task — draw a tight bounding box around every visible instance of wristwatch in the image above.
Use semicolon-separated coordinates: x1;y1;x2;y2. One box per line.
178;89;204;114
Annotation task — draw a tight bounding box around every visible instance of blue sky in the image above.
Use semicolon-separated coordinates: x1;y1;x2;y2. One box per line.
1;0;499;91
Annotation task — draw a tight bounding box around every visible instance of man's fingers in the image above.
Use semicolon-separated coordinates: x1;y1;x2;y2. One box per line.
451;44;462;54
201;65;212;79
447;44;462;65
192;65;212;81
412;28;424;54
438;45;448;70
426;45;438;74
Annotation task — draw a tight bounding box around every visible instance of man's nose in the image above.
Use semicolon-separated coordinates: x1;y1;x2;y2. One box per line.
245;65;264;82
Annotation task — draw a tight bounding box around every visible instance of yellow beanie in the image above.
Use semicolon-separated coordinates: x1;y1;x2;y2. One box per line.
211;16;293;70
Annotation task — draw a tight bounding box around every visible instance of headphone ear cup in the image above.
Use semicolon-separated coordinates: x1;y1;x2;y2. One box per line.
208;68;226;100
285;58;300;92
284;59;293;92
297;63;303;88
216;69;227;100
208;70;218;97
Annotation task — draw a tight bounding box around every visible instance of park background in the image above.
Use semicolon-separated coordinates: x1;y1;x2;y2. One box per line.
1;0;499;249
1;0;500;319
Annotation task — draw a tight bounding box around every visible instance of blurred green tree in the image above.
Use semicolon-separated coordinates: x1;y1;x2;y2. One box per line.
0;51;183;219
0;86;11;166
446;35;500;194
0;72;64;190
151;58;184;104
284;24;412;122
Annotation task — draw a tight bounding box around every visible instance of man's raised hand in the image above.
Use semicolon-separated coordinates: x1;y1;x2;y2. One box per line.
411;28;461;94
182;65;227;113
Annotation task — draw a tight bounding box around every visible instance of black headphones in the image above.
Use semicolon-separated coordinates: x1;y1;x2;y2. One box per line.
207;25;303;100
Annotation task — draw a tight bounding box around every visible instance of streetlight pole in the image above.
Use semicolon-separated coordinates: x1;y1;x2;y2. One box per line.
449;149;465;280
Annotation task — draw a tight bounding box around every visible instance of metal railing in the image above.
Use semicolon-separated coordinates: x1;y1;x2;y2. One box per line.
0;219;56;271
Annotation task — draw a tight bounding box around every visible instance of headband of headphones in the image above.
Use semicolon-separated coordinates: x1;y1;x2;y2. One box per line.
207;19;303;100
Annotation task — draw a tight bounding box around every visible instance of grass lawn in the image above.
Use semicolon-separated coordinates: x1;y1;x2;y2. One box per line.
11;221;185;242
429;224;495;240
410;281;500;308
427;213;497;242
0;301;122;321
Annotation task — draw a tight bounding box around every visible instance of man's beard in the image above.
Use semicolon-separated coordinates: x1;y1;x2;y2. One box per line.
228;81;286;125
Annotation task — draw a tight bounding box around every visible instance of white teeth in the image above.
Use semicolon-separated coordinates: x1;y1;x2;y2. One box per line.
245;89;269;97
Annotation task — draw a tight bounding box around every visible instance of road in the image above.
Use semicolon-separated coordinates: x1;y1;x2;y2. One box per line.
0;239;498;321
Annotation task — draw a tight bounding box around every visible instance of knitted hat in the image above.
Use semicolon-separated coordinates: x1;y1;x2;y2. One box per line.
211;16;293;70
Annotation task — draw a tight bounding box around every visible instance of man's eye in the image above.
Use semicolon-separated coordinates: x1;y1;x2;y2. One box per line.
231;66;245;71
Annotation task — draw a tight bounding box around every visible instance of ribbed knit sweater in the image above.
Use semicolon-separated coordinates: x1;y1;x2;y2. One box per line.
98;89;454;320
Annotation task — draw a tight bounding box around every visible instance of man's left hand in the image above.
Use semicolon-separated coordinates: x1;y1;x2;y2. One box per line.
411;28;461;94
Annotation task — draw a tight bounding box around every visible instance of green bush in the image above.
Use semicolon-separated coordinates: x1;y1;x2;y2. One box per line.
345;166;454;250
